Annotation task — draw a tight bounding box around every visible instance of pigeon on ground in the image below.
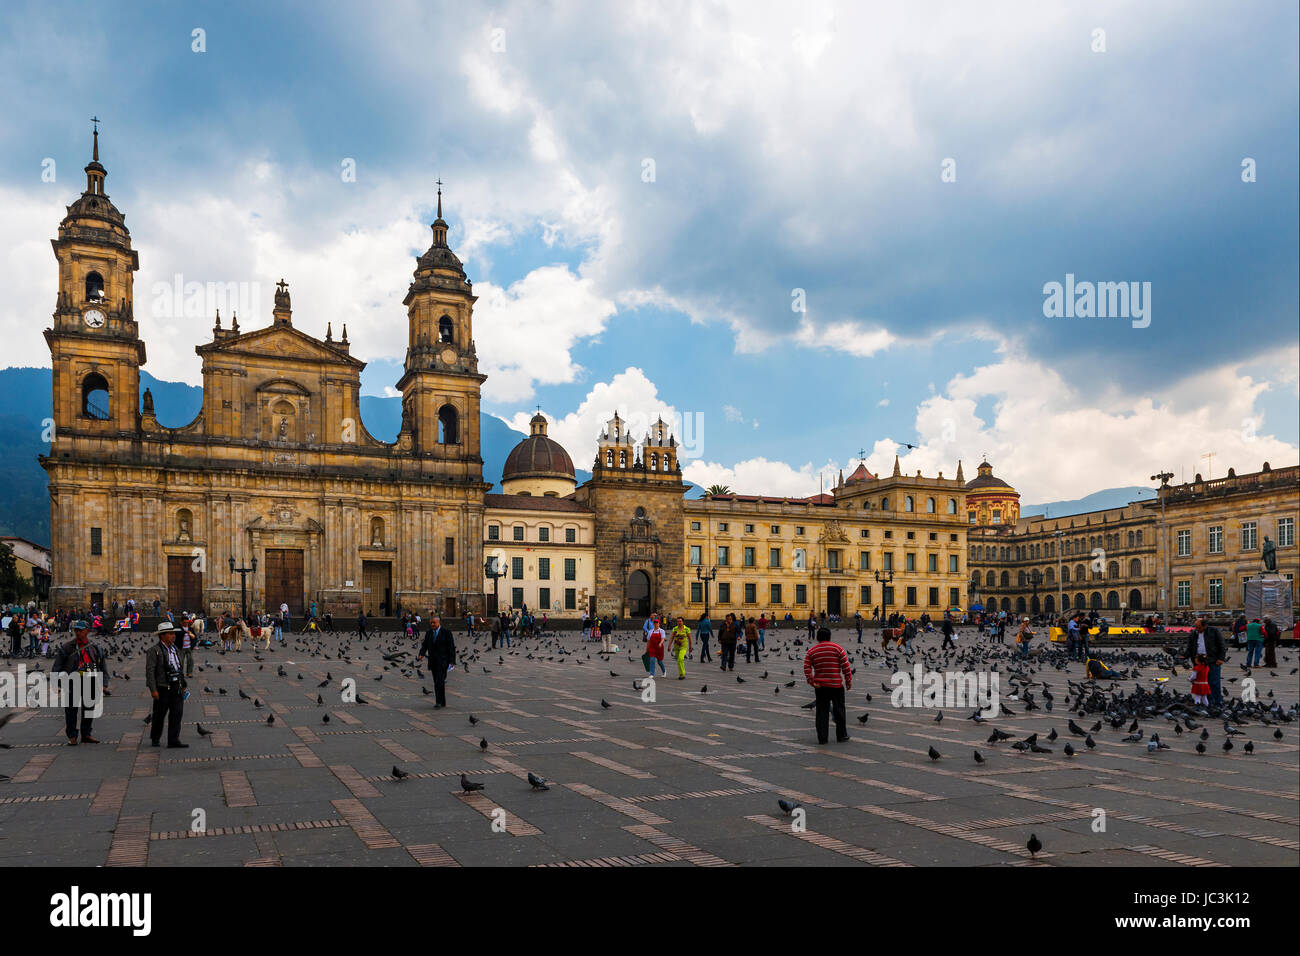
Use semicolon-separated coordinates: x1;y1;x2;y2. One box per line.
1026;833;1042;857
196;724;212;736
479;738;489;752
1243;741;1254;754
928;745;942;761
266;714;275;725
1195;741;1206;754
469;714;478;725
973;750;985;764
857;713;869;725
1063;742;1075;757
392;766;410;780
460;773;485;792
778;798;801;815
601;699;611;709
527;772;550;791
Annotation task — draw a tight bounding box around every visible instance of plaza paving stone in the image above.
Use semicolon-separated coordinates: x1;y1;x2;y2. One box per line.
1;626;1296;867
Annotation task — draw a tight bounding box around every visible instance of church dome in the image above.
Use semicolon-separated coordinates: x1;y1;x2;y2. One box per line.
965;460;1014;491
502;413;575;483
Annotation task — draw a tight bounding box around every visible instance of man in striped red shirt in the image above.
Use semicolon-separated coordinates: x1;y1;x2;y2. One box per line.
804;627;852;744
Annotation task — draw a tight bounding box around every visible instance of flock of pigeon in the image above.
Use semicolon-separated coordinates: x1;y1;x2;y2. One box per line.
2;622;1293;864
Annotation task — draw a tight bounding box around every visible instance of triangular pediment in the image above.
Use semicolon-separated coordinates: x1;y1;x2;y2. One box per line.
197;325;363;367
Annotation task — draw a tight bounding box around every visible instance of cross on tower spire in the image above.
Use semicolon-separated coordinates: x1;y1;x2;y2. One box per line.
436;177;443;220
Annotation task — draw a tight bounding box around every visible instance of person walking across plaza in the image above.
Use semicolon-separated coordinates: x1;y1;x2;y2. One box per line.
669;616;691;680
145;621;188;748
718;613;738;672
743;615;761;663
51;619;109;745
1016;617;1034;657
940;614;956;650
1263;616;1280;668
1245;618;1264;668
696;613;712;663
416;615;457;708
643;620;666;679
804;626;852;745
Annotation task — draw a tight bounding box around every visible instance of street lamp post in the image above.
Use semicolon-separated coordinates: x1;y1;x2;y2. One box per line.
874;569;895;624
1028;569;1043;619
484;556;506;616
696;565;718;620
1151;471;1174;615
228;555;257;621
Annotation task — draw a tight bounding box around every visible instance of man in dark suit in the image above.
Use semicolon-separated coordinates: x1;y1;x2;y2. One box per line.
1183;617;1226;710
416;614;456;708
146;621;188;748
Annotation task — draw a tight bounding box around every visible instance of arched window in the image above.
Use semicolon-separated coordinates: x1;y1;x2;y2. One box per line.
1129;558;1142;577
650;452;659;471
1090;591;1103;609
880;496;890;511
947;498;957;514
1061;566;1070;583
1000;571;1010;588
664;454;673;471
1075;564;1086;581
605;449;614;467
1061;593;1071;610
634;507;647;519
85;271;105;302
1016;597;1026;613
81;372;110;420
1127;531;1135;548
1135;530;1143;546
1017;570;1026;587
1107;560;1119;579
985;570;995;588
926;497;936;513
904;495;914;512
1106;591;1120;610
619;449;627;467
370;517;385;547
438;315;454;344
437;404;459;444
1044;567;1055;584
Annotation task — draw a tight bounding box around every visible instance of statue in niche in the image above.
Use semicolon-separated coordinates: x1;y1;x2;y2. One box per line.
279;416;288;440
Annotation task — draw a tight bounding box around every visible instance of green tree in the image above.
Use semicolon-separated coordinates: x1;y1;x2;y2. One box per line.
0;541;32;605
705;484;733;497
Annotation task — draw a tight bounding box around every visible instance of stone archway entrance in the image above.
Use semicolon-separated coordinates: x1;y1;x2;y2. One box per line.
627;570;651;618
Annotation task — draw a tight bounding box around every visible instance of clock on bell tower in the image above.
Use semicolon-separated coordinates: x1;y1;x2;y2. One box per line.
44;119;145;438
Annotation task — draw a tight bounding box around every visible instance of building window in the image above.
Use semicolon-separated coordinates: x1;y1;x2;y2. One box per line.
949;555;959;572
770;583;782;604
689;545;702;566
717;583;731;604
510;557;524;579
743;547;755;567
795;584;807;604
537;526;550;542
511;587;523;607
565;527;576;543
488;525;500;541
926;497;936;513
691;521;701;531
1176;529;1191;557
437;404;459;444
1208;577;1223;606
744;523;755;533
949;587;960;607
769;548;781;568
883;552;893;571
717;546;730;567
928;587;939;606
770;525;780;534
690;582;703;603
906;586;917;605
860;529;869;538
793;548;807;570
859;551;871;571
828;550;841;570
1176;580;1190;608
444;537;455;564
564;558;576;581
1279;516;1295;548
90;527;103;556
948;498;957;515
718;522;728;532
884;530;893;539
927;554;938;572
795;526;805;535
860;585;871;605
744;583;757;604
881;497;890;511
1208;525;1223;554
538;558;550;580
905;553;916;572
968;512;976;524
992;510;1002;524
438;315;454;343
513;525;524;542
905;496;914;512
538;587;551;609
1241;521;1258;551
565;588;576;610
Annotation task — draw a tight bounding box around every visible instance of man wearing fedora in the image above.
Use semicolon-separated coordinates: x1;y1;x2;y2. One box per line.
146;621;189;748
51;618;109;745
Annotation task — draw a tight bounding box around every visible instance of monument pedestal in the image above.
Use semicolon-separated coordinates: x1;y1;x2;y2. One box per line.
1243;573;1293;629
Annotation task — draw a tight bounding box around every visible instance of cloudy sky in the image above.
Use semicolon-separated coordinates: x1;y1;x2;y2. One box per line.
2;0;1296;501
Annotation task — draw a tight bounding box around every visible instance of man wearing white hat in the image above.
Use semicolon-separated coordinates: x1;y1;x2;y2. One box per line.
146;621;189;748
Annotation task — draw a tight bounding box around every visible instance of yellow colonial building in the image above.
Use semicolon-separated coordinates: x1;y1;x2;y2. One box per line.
682;458;970;619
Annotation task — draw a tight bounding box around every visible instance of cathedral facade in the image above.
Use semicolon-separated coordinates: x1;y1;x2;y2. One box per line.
43;133;489;617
